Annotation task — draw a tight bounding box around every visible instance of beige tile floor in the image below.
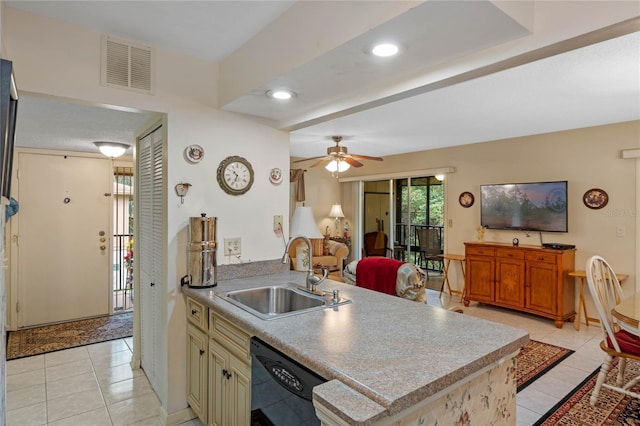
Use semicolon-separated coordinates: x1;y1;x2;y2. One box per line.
6;289;607;426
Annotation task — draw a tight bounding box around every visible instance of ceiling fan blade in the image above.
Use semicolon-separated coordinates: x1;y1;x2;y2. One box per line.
343;157;363;167
309;157;332;168
350;153;383;161
292;155;326;163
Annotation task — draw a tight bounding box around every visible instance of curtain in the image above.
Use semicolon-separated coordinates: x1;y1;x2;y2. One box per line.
290;169;305;202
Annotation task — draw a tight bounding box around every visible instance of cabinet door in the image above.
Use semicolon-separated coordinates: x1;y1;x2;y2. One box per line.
526;261;558;315
187;324;207;424
495;258;525;308
208;341;229;426
229;355;252;426
466;255;495;302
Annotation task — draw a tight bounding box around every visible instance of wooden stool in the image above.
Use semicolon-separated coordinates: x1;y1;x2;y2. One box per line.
439;254;466;301
569;270;628;331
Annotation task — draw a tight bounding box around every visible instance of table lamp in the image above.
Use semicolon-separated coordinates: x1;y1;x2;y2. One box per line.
289;206;322;271
329;204;344;237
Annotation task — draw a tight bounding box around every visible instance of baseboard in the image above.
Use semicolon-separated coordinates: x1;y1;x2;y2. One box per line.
164;406;197;426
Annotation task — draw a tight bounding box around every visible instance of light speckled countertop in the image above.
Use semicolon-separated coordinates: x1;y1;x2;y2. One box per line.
183;271;529;424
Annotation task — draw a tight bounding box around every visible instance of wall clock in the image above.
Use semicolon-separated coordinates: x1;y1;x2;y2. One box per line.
217;155;254;195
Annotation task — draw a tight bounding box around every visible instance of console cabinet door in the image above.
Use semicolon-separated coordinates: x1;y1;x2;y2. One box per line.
495;258;525;308
465;255;495;303
187;324;208;424
526;261;558;315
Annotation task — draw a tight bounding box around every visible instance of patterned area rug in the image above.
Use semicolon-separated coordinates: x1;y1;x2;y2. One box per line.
6;312;133;360
517;340;575;392
534;358;640;425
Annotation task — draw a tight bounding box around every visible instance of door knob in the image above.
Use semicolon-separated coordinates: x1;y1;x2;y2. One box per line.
100;245;106;250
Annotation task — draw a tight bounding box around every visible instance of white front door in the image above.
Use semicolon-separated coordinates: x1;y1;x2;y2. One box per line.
15;151;111;327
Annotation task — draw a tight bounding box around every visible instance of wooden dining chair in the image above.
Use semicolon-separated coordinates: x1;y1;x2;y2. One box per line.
585;255;640;406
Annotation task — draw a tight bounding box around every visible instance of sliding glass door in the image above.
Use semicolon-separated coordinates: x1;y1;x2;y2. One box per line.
361;176;444;273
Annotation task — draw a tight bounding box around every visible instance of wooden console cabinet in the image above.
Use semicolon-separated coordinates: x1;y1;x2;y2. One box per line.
464;242;576;328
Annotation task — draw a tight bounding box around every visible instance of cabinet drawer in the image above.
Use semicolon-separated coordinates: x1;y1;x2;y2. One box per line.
496;248;524;260
187;297;207;330
466;246;496;257
210;312;251;363
525;252;557;264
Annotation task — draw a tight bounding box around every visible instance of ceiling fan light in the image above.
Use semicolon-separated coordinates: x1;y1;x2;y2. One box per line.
372;43;399;57
94;141;130;158
325;160;350;173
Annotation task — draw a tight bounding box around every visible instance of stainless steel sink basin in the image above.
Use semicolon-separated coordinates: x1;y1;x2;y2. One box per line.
219;283;351;320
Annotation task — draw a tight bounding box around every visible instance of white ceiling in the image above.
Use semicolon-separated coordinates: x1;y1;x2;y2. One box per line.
5;1;640;159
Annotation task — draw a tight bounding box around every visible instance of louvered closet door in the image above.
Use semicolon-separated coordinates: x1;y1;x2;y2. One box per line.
137;125;165;398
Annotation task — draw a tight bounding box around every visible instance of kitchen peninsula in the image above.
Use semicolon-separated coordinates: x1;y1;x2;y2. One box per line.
183;270;529;425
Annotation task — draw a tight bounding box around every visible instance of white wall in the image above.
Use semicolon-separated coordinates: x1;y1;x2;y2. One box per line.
3;7;290;417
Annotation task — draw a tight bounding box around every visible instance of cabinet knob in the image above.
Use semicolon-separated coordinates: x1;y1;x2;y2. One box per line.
199;349;204;356
150;282;155;286
191;309;197;315
222;369;232;380
538;256;544;261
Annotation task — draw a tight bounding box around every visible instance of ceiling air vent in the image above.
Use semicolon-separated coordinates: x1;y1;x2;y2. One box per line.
101;35;155;94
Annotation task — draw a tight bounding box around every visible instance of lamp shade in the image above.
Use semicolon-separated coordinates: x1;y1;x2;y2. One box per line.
290;206;322;239
329;204;344;218
94;141;130;158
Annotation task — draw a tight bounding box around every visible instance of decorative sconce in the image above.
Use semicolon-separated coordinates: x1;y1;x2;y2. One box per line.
175;183;192;204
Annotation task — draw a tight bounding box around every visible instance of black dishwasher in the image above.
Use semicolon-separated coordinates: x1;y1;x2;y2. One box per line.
250;337;326;426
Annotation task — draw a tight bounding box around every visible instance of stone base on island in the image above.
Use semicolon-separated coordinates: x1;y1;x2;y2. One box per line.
314;351;518;425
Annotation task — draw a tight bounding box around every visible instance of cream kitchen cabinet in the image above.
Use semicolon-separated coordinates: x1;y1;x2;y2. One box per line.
208;310;252;426
186;297;208;424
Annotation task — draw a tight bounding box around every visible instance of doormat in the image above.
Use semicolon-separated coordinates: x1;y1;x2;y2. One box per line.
6;311;133;360
533;358;639;425
517;340;574;392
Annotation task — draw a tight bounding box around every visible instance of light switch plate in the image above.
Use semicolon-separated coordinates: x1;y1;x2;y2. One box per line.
274;215;283;235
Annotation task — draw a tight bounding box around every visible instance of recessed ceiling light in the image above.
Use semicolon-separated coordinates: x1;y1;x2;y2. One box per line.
266;89;296;100
371;43;399;57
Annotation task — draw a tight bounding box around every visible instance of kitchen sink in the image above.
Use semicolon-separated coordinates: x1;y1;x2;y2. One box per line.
218;283;351;320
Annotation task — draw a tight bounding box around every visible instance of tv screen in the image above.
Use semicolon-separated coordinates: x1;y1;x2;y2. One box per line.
480;181;568;232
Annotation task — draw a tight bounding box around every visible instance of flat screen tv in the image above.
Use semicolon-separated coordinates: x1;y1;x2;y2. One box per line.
480;181;568;232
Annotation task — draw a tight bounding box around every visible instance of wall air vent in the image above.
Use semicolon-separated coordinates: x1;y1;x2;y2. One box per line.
101;35;155;94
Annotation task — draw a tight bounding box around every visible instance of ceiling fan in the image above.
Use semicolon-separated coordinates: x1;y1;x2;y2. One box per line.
293;136;383;171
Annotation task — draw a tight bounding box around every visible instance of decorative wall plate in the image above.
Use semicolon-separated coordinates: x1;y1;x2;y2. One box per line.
459;191;474;208
185;144;204;163
269;168;283;185
583;188;608;209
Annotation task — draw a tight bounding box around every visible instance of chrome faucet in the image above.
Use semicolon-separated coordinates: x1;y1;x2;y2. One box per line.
282;235;328;293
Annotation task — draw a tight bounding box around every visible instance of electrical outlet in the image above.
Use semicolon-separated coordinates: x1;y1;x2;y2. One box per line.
274;215;283;235
224;237;241;255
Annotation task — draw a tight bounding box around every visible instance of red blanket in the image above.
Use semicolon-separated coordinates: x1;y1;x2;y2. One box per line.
356;257;404;296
